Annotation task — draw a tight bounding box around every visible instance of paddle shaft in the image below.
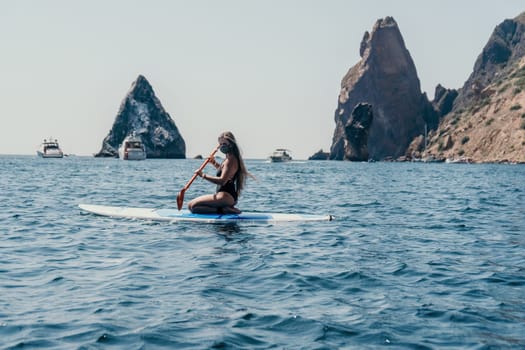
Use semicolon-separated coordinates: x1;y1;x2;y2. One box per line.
177;145;220;209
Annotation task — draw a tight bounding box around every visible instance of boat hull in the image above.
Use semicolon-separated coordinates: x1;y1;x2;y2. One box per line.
119;148;146;160
37;150;63;158
269;156;291;162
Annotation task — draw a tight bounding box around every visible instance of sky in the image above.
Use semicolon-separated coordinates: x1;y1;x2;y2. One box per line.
1;1;524;159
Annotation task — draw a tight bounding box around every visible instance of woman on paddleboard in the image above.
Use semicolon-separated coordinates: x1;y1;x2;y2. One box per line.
188;131;249;214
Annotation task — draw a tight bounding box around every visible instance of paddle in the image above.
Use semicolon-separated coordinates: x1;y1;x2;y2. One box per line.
176;145;220;210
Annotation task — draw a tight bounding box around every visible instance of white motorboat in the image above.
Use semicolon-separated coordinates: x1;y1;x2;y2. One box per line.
269;148;292;162
118;133;147;160
37;138;64;158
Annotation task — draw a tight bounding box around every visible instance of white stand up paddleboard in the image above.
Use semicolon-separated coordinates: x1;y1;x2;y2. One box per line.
79;204;334;223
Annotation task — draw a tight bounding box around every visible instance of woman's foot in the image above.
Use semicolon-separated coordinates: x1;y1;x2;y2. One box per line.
222;206;241;214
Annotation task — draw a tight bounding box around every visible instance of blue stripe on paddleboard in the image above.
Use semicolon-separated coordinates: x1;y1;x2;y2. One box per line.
155;209;274;221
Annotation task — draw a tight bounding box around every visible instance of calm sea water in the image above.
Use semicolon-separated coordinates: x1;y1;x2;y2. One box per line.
1;155;524;349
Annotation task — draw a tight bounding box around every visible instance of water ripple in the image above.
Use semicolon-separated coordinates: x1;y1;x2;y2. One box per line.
1;156;524;349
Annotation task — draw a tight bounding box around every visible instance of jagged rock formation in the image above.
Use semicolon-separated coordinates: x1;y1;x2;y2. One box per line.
330;17;437;161
95;75;186;158
341;103;374;161
425;12;525;163
432;84;458;118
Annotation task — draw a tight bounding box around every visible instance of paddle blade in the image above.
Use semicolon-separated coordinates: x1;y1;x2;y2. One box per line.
176;189;185;210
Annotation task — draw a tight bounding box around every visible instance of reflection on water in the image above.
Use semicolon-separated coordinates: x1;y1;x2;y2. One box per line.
214;222;243;239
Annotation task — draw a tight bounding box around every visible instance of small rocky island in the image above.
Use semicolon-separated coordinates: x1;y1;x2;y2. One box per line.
95;75;186;158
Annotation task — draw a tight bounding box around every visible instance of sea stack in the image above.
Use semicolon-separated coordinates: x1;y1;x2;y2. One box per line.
330;17;437;160
95;75;186;158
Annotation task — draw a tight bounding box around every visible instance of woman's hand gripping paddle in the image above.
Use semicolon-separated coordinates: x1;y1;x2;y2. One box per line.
176;145;220;210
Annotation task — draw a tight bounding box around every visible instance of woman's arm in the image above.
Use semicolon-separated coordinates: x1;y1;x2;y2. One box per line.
199;158;237;185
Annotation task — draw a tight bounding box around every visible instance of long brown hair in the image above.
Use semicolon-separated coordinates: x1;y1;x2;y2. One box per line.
219;131;249;196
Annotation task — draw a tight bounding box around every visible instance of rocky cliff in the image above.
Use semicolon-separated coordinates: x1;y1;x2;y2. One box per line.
330;17;437;161
424;12;525;163
95;75;186;158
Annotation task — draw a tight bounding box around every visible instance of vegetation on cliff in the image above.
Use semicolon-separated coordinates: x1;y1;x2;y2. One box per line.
424;12;525;163
425;58;525;163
